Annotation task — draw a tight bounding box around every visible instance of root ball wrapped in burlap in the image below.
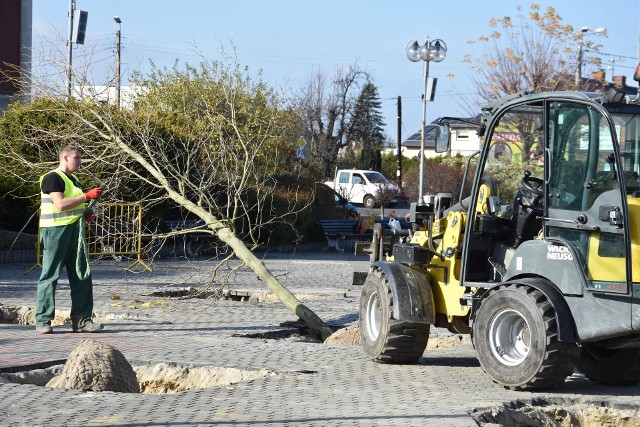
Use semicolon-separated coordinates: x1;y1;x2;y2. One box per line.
46;339;139;393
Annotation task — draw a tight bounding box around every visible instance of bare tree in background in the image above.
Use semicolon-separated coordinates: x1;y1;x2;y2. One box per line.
373;183;399;219
463;4;605;108
0;41;334;340
461;4;606;159
294;65;369;178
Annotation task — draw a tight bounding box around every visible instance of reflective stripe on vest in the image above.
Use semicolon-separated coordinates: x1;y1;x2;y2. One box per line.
39;169;86;228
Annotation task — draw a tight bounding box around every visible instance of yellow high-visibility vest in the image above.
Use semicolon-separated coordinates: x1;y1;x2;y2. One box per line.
39;169;86;228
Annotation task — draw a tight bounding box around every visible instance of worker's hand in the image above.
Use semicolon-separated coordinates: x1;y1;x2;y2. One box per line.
84;187;103;200
85;214;96;222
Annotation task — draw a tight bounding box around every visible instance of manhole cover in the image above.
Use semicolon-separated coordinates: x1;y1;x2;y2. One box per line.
471;398;640;426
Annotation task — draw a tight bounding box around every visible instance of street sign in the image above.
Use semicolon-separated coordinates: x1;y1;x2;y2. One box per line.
297;137;306;159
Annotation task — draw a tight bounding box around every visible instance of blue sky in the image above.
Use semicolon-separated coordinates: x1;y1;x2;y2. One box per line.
32;0;640;144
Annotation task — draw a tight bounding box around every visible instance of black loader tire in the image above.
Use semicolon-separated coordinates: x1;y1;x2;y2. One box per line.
578;345;640;386
472;284;578;390
359;269;429;363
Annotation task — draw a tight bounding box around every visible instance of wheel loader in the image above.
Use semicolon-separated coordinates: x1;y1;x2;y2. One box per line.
359;80;640;390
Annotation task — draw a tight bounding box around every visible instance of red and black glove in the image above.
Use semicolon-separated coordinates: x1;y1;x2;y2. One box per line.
85;214;96;222
85;187;103;200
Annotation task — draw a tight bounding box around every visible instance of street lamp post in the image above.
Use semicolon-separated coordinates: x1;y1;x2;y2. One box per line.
575;26;606;87
66;0;76;99
406;37;447;203
114;16;122;107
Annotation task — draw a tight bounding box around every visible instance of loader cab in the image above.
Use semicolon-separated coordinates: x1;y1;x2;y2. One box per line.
458;92;640;306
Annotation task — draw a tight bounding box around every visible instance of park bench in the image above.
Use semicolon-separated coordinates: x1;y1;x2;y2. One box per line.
319;219;371;254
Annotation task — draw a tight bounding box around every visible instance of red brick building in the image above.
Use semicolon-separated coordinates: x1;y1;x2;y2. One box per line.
0;0;31;113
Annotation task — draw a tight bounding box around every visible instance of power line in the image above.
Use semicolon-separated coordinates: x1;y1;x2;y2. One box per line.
584;49;635;60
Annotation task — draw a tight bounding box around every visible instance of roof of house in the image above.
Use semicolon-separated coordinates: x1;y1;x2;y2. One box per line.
582;73;639;96
401;117;480;148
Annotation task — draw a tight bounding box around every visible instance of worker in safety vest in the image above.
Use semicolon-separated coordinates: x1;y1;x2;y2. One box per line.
35;145;103;334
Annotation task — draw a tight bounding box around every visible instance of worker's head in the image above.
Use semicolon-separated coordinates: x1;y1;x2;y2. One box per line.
58;145;83;173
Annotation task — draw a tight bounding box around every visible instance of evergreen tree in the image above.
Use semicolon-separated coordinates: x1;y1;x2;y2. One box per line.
350;82;385;149
360;147;382;171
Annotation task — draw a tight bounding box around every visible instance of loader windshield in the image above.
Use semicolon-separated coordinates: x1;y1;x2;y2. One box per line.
482;104;545;210
611;112;640;194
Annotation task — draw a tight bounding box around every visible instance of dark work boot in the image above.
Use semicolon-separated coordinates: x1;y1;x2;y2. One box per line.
36;324;53;334
73;319;104;333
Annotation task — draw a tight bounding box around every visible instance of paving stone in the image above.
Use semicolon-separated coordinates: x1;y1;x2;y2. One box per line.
1;254;640;426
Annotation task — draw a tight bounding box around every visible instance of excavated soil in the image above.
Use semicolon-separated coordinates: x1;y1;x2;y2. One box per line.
323;325;471;349
324;325;360;346
146;287;332;303
0;305;152;326
1;305;474;350
1;362;273;395
0;306;69;326
134;363;272;394
471;398;640;426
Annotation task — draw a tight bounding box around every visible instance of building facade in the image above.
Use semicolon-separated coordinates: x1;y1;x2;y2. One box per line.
0;0;32;114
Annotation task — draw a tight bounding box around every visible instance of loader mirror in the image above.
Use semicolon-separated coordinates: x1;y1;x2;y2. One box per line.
435;123;451;153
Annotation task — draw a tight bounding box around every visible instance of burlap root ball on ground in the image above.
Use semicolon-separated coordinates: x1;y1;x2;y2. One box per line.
46;339;140;393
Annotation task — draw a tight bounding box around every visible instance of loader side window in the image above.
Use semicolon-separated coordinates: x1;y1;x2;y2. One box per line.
613;113;640;194
546;102;627;292
548;103;619;211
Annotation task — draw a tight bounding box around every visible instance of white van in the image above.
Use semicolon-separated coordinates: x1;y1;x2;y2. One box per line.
324;169;398;209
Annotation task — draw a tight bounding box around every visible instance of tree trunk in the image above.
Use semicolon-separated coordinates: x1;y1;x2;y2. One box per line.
115;137;335;341
217;224;335;341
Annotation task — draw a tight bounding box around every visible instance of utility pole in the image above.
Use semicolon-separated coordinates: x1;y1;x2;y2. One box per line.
66;0;75;99
396;96;402;197
114;16;122;107
574;39;584;88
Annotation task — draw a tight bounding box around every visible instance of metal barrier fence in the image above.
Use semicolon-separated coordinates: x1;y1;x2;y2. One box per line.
27;203;152;274
87;203;151;271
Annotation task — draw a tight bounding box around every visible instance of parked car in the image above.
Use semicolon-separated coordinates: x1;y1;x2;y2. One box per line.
324;169;398;208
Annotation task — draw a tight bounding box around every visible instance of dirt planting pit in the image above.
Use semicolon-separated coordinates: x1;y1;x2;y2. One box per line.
234;322;473;349
0;306;68;326
0;305;149;327
147;287;331;304
1;305;472;350
1;362;273;395
135;363;272;394
471;398;640;426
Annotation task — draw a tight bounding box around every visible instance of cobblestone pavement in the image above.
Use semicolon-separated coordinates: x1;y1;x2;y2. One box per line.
1;252;640;426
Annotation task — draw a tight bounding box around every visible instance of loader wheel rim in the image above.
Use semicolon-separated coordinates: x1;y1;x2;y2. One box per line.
365;291;382;340
489;308;530;366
